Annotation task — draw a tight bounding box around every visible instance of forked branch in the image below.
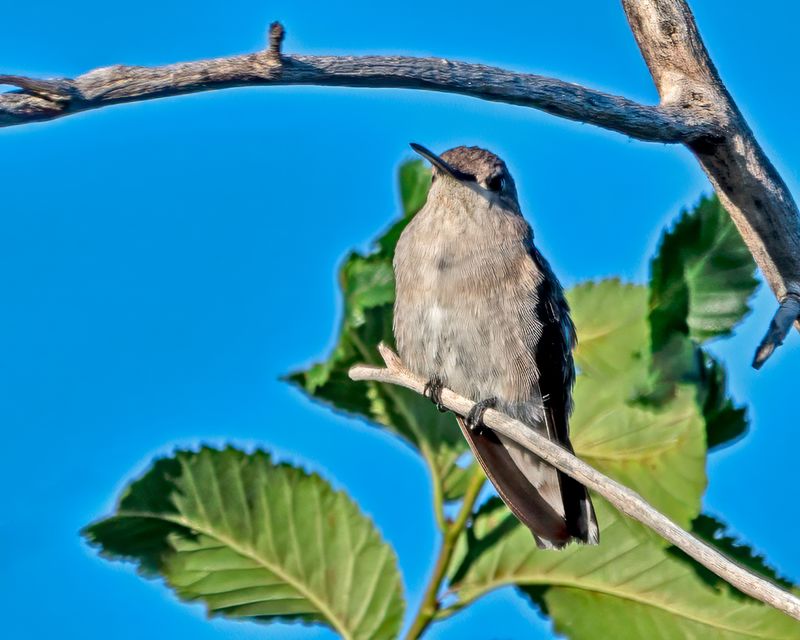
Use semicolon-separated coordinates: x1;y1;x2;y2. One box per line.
349;343;800;622
3;2;799;363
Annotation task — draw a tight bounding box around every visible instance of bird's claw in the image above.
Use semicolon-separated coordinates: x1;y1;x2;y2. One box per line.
466;397;497;433
423;376;447;412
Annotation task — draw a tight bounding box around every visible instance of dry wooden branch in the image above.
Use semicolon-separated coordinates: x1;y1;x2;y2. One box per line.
0;40;697;142
753;293;800;368
349;343;800;622
3;2;799;364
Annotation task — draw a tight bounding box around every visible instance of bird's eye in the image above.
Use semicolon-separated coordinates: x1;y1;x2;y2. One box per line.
486;175;505;192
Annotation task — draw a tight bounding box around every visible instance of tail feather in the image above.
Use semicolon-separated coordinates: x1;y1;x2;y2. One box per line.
456;416;598;548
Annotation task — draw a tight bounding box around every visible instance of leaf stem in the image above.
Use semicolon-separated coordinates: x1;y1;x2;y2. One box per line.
405;466;485;640
424;441;449;534
350;330;449;533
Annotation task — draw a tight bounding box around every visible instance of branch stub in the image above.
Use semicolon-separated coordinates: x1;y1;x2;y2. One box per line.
268;22;286;56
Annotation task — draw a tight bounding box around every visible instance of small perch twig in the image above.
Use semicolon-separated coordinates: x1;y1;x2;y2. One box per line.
349;343;800;622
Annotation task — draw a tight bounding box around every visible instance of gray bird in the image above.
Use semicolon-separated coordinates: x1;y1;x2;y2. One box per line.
393;143;598;549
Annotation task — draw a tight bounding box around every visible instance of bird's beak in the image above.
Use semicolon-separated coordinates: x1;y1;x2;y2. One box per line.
410;143;475;183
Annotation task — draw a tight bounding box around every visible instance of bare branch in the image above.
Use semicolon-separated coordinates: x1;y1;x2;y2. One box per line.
267;21;285;57
0;49;697;142
349;343;800;622
3;2;799;364
0;75;73;102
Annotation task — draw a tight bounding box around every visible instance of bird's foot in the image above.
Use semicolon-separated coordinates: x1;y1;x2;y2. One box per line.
423;375;447;412
465;397;497;433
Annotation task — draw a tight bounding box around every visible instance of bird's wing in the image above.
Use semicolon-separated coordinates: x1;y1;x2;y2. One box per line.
455;246;598;548
525;245;598;544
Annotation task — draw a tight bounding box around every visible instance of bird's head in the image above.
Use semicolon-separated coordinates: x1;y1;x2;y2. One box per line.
410;143;520;214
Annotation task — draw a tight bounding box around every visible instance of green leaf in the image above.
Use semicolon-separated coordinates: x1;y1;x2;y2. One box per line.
649;195;758;350
568;280;707;526
343;254;396;324
84;447;405;640
671;514;795;595
568;279;650;391
572;380;706;527
699;352;748;450
377;160;431;254
399;159;432;217
449;499;798;640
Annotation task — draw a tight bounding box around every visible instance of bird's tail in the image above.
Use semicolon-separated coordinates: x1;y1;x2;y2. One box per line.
456;413;598;549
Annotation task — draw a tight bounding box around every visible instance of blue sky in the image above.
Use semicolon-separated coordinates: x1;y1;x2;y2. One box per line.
1;1;798;638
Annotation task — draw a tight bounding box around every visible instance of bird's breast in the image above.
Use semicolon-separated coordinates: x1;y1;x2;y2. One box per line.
393;206;544;404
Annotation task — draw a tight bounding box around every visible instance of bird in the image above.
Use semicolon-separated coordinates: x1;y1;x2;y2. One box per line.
392;143;598;549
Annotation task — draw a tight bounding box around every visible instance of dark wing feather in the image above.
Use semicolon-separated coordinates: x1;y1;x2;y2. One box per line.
455;415;571;548
452;247;597;548
529;246;598;543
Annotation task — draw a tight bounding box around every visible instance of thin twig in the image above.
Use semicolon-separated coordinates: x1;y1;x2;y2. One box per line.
349;343;800;622
0;74;73;102
405;467;485;640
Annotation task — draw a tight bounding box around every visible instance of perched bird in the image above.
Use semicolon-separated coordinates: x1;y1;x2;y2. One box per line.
393;143;598;549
